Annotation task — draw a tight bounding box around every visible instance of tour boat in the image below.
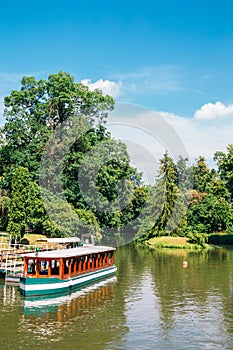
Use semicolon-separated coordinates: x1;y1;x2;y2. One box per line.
20;245;117;297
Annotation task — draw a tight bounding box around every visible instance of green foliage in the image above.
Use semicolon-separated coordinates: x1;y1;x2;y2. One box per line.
0;71;114;185
74;208;101;236
176;156;193;190
0;71;145;241
7;167;33;238
187;194;233;233
139;150;233;244
3;71;233;243
63;135;144;232
0;188;10;229
214;144;233;201
137;152;187;239
187;232;208;247
192;156;211;192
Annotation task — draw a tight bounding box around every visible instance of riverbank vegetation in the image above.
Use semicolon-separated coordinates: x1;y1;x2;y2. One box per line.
135;150;233;247
0;71;233;248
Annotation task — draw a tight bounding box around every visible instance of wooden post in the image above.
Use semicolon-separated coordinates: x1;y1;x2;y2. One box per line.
24;258;28;275
48;259;51;277
87;255;91;270
100;254;103;267
82;257;84;272
68;259;72;276
72;258;76;275
77;258;81;273
59;258;64;279
36;259;40;278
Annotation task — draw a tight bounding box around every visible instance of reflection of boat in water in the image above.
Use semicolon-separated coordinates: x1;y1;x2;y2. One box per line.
22;276;117;315
20;245;117;297
20;277;117;338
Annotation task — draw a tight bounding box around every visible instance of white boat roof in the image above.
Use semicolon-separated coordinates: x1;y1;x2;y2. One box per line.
34;237;81;243
23;245;115;259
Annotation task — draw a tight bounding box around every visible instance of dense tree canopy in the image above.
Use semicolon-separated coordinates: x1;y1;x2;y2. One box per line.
0;72;146;241
1;72;233;243
214;145;233;201
137;148;233;241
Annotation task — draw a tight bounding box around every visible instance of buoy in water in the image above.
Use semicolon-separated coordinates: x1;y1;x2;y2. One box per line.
182;261;188;268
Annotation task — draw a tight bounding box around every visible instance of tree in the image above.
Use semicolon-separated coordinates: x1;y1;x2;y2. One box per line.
7;167;33;238
192;156;211;192
6;167;79;238
137;152;187;239
0;188;10;230
1;72;147;240
176;156;193;190
1;71;115;185
187;194;233;233
214;144;233;201
64;136;144;234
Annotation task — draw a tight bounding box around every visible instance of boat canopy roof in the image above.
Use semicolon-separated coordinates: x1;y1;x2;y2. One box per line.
34;237;81;244
23;245;115;259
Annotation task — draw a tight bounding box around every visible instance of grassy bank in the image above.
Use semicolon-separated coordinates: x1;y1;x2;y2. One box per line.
23;233;46;245
145;236;208;250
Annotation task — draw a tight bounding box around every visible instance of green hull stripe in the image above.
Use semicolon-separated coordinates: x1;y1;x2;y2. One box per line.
20;266;116;296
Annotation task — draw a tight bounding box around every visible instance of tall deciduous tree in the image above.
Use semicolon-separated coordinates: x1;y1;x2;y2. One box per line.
1;72;145;240
7;167;33;238
187;194;233;233
214;144;233;201
0;188;10;230
0;71;114;185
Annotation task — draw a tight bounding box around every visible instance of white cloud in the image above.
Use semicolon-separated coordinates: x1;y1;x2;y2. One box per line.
160;108;233;166
194;101;233;120
81;79;122;98
108;101;233;177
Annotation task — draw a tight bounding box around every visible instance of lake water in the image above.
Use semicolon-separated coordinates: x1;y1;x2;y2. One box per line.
0;244;233;350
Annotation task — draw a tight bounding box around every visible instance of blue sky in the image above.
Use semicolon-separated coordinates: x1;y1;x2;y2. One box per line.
1;0;233;165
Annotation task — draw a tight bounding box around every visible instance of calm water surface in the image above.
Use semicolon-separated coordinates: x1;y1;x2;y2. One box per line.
0;244;233;350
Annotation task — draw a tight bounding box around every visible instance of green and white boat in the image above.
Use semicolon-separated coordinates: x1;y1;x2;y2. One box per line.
20;245;117;297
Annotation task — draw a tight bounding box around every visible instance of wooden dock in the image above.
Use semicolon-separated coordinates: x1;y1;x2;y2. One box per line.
0;243;37;280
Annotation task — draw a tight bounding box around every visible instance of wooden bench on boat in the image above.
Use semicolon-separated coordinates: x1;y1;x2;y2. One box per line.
20;245;117;297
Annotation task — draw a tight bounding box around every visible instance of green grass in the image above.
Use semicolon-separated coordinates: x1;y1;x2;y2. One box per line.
0;232;10;244
23;233;47;245
146;236;208;250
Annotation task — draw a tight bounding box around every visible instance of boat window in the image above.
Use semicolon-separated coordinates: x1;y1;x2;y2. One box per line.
64;259;70;274
39;260;48;276
27;259;36;274
50;260;60;275
71;258;76;274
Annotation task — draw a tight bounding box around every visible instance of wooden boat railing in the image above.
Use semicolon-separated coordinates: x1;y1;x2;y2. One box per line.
23;250;115;280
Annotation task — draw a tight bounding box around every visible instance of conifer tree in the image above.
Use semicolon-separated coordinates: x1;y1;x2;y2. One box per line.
137;152;187;239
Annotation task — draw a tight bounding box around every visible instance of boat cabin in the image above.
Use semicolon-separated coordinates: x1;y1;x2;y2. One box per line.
23;246;115;280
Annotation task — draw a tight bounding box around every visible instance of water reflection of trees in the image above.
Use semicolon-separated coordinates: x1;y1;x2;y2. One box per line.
1;245;233;349
128;244;233;338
